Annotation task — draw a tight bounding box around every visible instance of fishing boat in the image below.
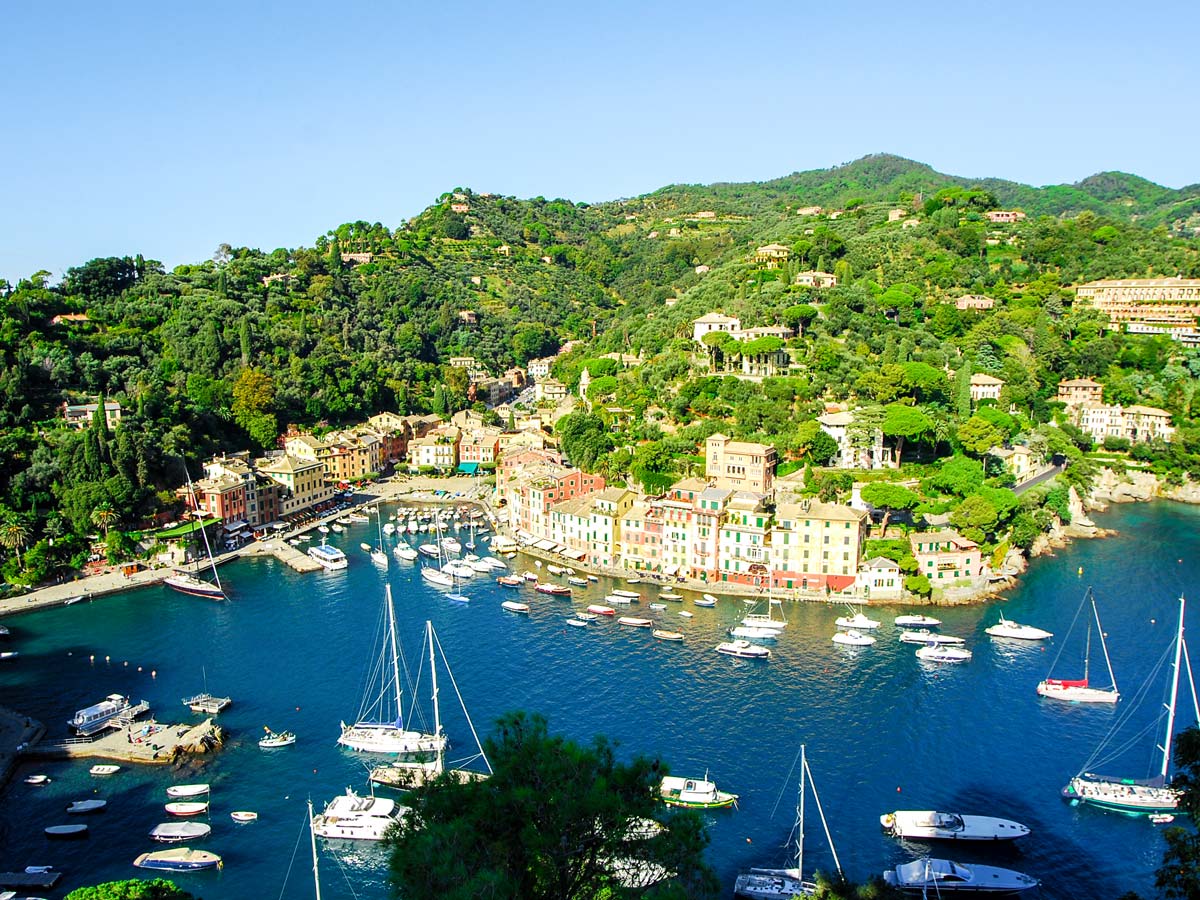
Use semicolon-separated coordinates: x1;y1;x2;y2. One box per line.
899;629;965;645
24;774;50;785
617;617;653;628
45;824;88;838
834;605;881;630
501;600;530;614
536;582;571;596
660;775;738;809
166;784;210;798
150;822;212;843
1037;589;1119;704
1062;596;1192;814
985;613;1052;641
231;811;258;823
66;799;106;813
696;594;718;607
339;585;446;755
259;727;296;748
653;630;684;641
734;745;842;900
70;694;130;735
586;604;616;617
895;614;943;628
497;574;523;587
165;469;228;600
89;764;121;776
883;858;1039;895
833;630;876;647
165;801;209;817
134;848;223;871
881;810;1030;842
312;788;404;841
916;645;973;663
717;639;771;659
308;541;349;571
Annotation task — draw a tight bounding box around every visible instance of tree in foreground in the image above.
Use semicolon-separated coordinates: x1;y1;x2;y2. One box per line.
386;711;718;899
65;879;195;900
1155;726;1200;899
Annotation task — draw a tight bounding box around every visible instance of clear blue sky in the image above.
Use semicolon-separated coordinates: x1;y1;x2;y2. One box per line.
3;0;1196;283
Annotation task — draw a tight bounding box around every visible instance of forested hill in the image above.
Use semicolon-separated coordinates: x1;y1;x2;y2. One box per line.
649;154;1200;231
2;154;1200;587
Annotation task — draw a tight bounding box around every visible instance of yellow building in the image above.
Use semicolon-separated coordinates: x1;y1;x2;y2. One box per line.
256;454;334;516
705;433;776;494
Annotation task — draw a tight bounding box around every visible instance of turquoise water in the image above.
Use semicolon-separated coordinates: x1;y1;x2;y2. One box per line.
2;501;1199;899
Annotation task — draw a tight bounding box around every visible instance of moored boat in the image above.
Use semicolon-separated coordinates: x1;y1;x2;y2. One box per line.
835;607;881;630
45;823;88;838
985;613;1052;641
166;784;210;799
24;774;50;785
501;600;531;614
536;582;571;596
617;616;653;628
586;604;615;616
916;645;973;663
150;821;212;843
1037;590;1119;704
134;847;222;871
611;589;641;599
900;629;965;645
67;799;107;813
895;614;943;628
231;810;258;823
165;801;209;816
566;618;589;628
660;775;738;809
717;639;770;659
605;593;634;605
259;728;296;748
312;788;404;841
883;858;1039;895
695;594;718;607
496;574;523;587
679;610;694;618
833;630;876;646
90;764;121;776
729;625;778;641
653;629;684;641
881;810;1030;841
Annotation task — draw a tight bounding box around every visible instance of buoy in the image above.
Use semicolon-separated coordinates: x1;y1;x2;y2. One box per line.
105;655;110;663
1078;567;1083;575
1152;619;1157;625
897;786;902;792
746;837;752;844
123;661;128;667
89;654;95;662
152;670;157;678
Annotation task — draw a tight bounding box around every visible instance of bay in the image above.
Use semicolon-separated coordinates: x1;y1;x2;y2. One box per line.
2;500;1198;899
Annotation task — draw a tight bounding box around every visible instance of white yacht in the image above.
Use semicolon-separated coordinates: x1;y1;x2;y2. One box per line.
717;639;771;659
881;810;1030;842
895;614;942;628
985;613;1052;640
834;607;880;630
916;645;973;663
308;541;348;571
833;630;876;646
311;788;405;841
883;858;1039;895
899;630;964;645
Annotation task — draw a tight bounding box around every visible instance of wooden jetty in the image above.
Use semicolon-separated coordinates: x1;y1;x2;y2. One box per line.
27;718;224;766
0;870;62;889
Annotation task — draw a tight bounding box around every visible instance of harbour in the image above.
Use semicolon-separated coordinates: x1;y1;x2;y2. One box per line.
0;499;1197;898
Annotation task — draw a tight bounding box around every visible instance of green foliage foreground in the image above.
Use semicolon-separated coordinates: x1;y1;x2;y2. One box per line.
65;879;195;900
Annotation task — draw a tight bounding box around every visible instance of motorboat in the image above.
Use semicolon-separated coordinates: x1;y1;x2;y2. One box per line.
695;595;718;607
393;542;418;561
883;858;1039;895
501;600;531;614
536;583;571;596
835;608;881;630
312;788;404;841
308;541;349;571
482;556;508;570
611;589;641;599
679;610;694;618
166;784;210;798
577;612;599;621
617;617;653;628
653;630;684;641
441;537;462;554
331;524;344;533
67;799;107;814
587;574;599;582
467;559;494;574
497;574;523;587
150;821;212;843
318;524;329;533
985;613;1052;641
916;645;973;663
729;625;778;641
881;810;1030;841
717;640;771;659
442;560;476;579
165;801;210;816
833;630;876;646
605;593;634;605
587;604;616;617
259;728;296;748
231;811;258;823
660;775;738;809
24;774;50;785
566;618;589;628
89;764;120;776
382;523;395;535
418;543;442;558
568;577;588;587
370;548;389;568
546;564;566;576
895;614;942;628
45;823;88;838
134;848;223;871
69;694;130;735
522;571;539;581
900;630;965;646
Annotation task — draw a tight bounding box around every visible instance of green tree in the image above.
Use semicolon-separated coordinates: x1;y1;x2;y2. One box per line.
0;517;29;570
231;368;278;449
386;711;718;900
91;504;118;536
881;404;932;463
957;415;1006;456
65;879;195;900
860;483;920;512
1156;727;1200;898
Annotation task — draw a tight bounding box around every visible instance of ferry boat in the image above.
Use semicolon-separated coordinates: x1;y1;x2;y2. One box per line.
69;694;130;735
307;541;348;571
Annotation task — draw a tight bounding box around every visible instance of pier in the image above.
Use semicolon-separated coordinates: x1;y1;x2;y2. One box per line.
27;717;224;766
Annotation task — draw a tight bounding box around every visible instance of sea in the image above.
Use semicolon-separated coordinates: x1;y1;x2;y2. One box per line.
1;500;1198;899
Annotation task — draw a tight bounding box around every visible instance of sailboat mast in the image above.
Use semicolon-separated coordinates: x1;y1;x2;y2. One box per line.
386;585;404;730
804;751;843;879
308;798;322;900
796;745;805;880
1160;596;1186;782
428;620;443;772
1094;598;1118;693
185;467;223;592
1083;622;1091;683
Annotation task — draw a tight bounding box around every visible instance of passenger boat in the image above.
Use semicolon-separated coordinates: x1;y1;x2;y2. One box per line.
165;801;210;816
536;583;571;596
653;630;684;641
496;574;523;587
660;775;738;809
883;858;1039;895
833;630;876;646
617;617;653;628
259;728;296;748
881;810;1030;842
150;821;212;843
166;784;210;799
985;613;1052;641
1037;590;1119;704
69;694;130;735
89;764;120;776
695;594;718;607
307;541;349;571
312;788;404;841
134;848;223;871
67;799;107;814
895;614;942;628
45;823;88;838
716;639;770;659
586;604;615;617
899;629;964;645
501;600;531;614
916;645;973;663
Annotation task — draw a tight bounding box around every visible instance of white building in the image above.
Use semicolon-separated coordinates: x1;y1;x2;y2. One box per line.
817;411;890;469
692;312;742;344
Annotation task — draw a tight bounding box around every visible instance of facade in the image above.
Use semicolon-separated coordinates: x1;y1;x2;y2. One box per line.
63;400;123;430
285;431;380;483
407;427;461;471
692;312;742;344
527;357;554;380
817;410;890;470
984;210;1026;224
535;378;568;403
587;487;634;568
794;270;838;288
955;294;995;311
768;499;867;593
1074;404;1174;444
857;557;903;601
1056;378;1103;407
256;453;334;516
459;429;501;465
1075;278;1200;329
754;243;791;269
969;373;1004;403
705;433;776;494
989;445;1037;479
910;530;983;584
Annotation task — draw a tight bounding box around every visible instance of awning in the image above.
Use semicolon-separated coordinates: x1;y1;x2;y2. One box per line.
663;564;680;576
827;575;857;592
157;518;222;538
269;521;288;530
457;462;480;474
225;520;249;531
563;548;587;561
534;539;556;551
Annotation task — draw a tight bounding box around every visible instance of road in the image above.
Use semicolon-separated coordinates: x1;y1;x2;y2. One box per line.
1013;464;1064;495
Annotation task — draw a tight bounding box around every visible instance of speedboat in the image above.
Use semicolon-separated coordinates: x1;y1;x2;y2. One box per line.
166;784;210;799
916;645;973;663
717;640;770;659
833;630;876;646
660;775;738;809
24;774;50;785
67;799;107;814
985;613;1052;641
501;600;530;614
134;848;222;871
895;614;943;628
835;611;881;630
729;625;778;641
312;788;405;841
150;821;212;843
900;629;965;645
259;728;296;748
883;858;1039;894
881;810;1030;841
695;595;718;607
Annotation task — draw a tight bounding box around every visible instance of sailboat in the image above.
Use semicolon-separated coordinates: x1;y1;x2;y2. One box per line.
370;504;389;569
1038;589;1119;703
338;585;446;755
743;589;787;631
419;517;456;587
164;467;227;600
1061;595;1195;814
308;799;322;899
733;745;842;899
369;620;492;790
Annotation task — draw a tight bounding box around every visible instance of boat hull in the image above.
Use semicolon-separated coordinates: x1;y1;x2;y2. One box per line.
164;575;226;600
338;722;446;754
1062;776;1179;814
1036;681;1119;703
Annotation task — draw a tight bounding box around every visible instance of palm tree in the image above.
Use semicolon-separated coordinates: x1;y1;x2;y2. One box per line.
0;518;29;570
91;505;118;536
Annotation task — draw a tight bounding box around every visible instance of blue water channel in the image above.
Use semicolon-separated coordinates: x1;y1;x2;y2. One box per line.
1;500;1198;899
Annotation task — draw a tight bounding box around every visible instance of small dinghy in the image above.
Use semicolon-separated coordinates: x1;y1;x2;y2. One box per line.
259;728;296;748
565;618;588;628
89;764;120;776
501;600;530;614
617;617;653;628
150;821;212;843
24;774;50;785
695;595;718;607
45;823;88;838
67;799;107;814
165;801;210;817
653;630;684;641
679;610;694;618
649;603;667;610
166;784;210;799
576;612;599;621
231;810;258;823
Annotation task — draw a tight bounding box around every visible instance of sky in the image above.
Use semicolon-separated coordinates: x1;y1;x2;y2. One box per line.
3;0;1197;283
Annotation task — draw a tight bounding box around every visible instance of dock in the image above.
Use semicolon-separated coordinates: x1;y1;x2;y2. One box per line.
0;870;62;889
27;718;224;766
246;540;322;572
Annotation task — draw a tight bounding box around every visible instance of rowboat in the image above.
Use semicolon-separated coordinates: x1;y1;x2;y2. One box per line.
611;589;640;599
166;784;210;798
165;801;209;816
231;811;259;823
67;799;107;813
695;595;718;607
566;619;588;628
501;600;530;614
586;604;615;617
89;764;120;776
45;823;88;838
653;630;684;641
617;617;653;628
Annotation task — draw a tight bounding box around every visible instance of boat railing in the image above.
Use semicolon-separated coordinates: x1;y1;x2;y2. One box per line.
108;700;151;729
40;735;98;749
